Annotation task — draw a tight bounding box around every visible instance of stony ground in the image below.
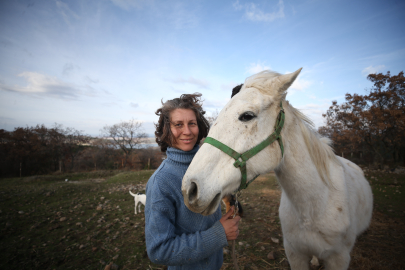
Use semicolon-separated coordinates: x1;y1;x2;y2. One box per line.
0;169;404;270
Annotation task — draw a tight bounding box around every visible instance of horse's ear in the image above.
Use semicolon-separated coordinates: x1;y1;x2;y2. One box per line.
275;68;302;94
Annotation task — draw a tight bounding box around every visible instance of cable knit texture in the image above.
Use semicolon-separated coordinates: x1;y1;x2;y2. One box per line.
145;145;228;269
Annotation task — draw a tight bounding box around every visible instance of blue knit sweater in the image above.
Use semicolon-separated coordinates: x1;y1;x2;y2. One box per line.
145;145;228;270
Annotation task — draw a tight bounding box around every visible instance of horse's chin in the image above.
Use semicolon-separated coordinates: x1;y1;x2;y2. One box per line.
186;192;222;216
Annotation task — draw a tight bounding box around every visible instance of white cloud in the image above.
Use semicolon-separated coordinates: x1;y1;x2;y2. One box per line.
130;102;139;108
221;82;241;92
167;76;210;89
296;103;330;128
62;62;80;77
0;72;98;99
233;0;284;22
233;0;244;10
109;0;150;10
290;77;311;91
361;65;386;76
55;0;79;26
84;76;99;84
246;62;271;75
203;98;229;110
170;2;199;29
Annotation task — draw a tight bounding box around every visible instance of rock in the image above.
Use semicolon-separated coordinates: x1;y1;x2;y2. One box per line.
238;242;243;246
60;217;67;222
104;262;113;270
49;224;60;231
271;237;279;243
97;205;103;211
310;256;320;266
76;222;83;227
112;254;119;260
101;197;105;201
18;211;24;214
267;251;277;260
79;244;85;249
65;179;68;181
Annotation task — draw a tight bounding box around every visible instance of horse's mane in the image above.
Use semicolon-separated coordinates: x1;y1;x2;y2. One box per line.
232;70;339;185
285;101;339;185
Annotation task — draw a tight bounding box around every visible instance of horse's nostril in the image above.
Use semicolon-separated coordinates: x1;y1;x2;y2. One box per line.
188;182;198;203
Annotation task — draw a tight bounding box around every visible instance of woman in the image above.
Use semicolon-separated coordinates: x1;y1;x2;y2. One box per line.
145;93;241;270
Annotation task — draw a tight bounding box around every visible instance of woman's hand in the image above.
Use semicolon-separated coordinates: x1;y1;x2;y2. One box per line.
219;206;241;241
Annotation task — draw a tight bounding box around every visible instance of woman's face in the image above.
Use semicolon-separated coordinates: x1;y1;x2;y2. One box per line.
170;109;199;151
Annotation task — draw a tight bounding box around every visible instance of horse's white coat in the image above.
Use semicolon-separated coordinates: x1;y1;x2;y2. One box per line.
182;69;373;270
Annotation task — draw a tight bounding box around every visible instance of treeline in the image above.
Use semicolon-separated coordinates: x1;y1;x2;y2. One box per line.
0;122;163;178
318;71;405;167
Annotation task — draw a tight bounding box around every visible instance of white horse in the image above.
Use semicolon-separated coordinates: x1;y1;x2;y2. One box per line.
182;69;373;270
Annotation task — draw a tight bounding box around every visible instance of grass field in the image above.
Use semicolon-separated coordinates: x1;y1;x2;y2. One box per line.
0;169;404;269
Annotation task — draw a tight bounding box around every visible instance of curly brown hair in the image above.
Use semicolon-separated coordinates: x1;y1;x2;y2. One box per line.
155;93;210;152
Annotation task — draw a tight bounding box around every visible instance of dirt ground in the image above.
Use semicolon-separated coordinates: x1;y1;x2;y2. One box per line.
0;170;404;269
221;173;405;270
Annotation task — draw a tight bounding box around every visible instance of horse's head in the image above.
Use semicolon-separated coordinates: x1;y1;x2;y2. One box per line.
182;68;302;215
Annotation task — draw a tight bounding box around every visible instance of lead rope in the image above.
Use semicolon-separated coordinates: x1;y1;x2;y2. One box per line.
231;192;241;270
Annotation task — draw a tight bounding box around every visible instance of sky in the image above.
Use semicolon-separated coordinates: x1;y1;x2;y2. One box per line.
0;0;404;136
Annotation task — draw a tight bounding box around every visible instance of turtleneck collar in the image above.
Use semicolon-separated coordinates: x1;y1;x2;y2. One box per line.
166;144;199;166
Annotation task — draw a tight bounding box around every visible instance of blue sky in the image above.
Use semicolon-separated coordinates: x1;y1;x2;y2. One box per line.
1;0;404;136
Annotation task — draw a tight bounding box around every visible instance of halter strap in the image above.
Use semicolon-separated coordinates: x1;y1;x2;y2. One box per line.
204;102;285;190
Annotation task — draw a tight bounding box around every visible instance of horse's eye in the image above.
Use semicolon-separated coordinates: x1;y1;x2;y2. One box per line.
238;111;256;122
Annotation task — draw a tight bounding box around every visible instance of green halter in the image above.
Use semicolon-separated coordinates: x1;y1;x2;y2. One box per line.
204;102;285;191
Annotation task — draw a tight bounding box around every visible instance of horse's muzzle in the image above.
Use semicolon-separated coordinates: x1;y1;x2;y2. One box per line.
182;180;222;216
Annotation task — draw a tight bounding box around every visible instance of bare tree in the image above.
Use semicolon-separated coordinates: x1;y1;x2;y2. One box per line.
100;119;147;167
206;109;220;126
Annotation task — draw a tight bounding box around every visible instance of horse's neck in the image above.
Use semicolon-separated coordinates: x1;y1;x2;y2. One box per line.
274;118;329;213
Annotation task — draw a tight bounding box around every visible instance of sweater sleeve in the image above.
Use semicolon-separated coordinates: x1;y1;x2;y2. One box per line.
145;175;228;266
